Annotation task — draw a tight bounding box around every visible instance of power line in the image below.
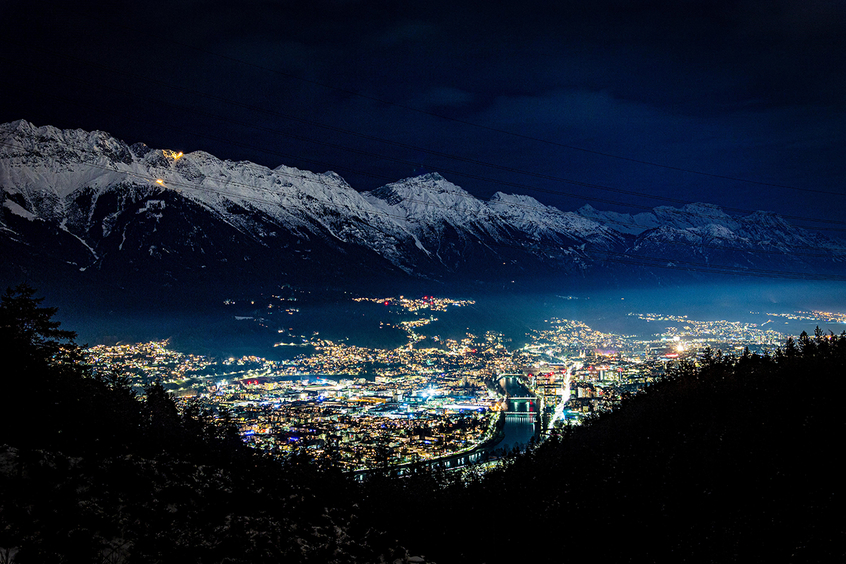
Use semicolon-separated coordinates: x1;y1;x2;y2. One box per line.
47;5;846;198
8;46;844;230
4;129;845;258
2;134;845;261
2;138;844;280
594;249;846;281
4;55;845;237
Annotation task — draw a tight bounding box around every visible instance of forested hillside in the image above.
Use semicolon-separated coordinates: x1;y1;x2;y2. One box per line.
0;285;405;563
1;285;841;563
372;331;844;563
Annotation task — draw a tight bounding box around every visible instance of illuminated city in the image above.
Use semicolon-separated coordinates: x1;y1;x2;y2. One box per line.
88;295;842;473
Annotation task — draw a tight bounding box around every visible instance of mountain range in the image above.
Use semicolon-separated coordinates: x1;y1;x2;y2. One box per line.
2;120;844;308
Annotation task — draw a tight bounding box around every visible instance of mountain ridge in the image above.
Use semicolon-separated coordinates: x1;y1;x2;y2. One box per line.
2;120;844;308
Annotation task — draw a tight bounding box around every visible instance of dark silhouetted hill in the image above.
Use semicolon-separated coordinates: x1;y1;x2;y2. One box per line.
369;334;844;563
0;285;407;563
1;285;841;563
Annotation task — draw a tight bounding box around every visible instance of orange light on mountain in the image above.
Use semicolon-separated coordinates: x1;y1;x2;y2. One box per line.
162;149;183;160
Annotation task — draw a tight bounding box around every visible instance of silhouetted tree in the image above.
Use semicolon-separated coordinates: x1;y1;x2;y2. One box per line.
0;284;89;449
0;283;80;368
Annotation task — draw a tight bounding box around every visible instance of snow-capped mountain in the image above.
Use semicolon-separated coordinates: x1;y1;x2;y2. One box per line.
576;201;846;279
1;120;843;306
365;175;621;249
577;202;741;235
363;174;624;273
0;120;427;301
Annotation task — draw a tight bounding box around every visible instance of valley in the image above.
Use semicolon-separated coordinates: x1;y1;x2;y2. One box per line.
85;284;846;473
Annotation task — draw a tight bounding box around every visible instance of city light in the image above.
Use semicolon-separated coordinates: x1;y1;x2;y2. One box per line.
86;295;830;473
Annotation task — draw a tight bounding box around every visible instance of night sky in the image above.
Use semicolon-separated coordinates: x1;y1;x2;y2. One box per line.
2;1;845;232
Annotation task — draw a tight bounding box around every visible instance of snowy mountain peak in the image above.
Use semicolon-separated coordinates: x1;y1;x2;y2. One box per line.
3;119;38;136
2;120;843;296
368;172;472;202
363;173;491;232
651;203;738;230
488;191;545;208
745;210;791;229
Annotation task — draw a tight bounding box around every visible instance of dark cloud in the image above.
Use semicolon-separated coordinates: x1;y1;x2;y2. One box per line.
1;0;844;228
406;87;476;110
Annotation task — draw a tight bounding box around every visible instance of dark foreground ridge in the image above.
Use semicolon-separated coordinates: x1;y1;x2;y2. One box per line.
386;334;844;563
0;285;842;563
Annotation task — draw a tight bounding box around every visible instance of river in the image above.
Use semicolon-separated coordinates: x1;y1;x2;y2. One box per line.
496;375;538;453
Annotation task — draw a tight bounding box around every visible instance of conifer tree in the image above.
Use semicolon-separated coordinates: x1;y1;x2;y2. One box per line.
0;284;87;448
0;283;80;373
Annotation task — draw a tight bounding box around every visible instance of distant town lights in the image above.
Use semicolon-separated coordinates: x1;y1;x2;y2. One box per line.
155;179;165;185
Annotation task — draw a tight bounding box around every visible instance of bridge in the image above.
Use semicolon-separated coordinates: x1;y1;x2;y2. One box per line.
504;411;537;421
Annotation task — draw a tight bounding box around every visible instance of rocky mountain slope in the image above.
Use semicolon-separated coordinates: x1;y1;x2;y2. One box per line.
1;120;843;306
